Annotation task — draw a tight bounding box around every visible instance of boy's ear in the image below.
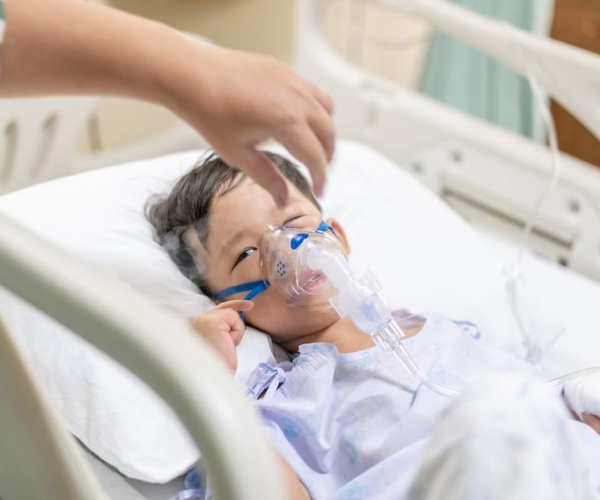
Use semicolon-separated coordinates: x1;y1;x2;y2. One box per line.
326;218;351;254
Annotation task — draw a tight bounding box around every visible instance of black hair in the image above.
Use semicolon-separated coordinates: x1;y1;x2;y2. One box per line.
146;151;320;296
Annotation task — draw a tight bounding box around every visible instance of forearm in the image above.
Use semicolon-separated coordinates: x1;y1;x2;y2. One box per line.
277;453;311;500
0;0;191;104
0;0;334;202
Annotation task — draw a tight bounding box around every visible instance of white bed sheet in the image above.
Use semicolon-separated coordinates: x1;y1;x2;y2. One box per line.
476;228;600;376
82;449;183;500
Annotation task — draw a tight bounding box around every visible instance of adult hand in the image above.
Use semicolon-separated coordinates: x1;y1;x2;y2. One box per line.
163;41;335;206
0;0;336;204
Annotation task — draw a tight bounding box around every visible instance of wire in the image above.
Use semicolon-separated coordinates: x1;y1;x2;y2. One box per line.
512;72;600;391
545;367;600;389
515;71;562;267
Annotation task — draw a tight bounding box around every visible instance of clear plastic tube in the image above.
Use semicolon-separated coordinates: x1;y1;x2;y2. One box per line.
282;216;599;398
544;367;600;389
304;234;600;398
371;320;460;397
306;242;460;397
512;72;600;392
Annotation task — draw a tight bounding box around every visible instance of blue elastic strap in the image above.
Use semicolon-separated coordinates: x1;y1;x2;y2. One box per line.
316;220;334;234
212;279;270;301
212;279;270;325
210;221;333;321
243;280;270;300
212;222;331;301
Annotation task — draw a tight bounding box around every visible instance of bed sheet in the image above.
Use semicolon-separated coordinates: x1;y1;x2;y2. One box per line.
0;140;526;484
476;228;600;376
0;140;598;489
81;448;183;500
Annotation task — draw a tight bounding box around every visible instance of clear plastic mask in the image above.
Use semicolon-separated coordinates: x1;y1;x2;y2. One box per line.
260;222;347;309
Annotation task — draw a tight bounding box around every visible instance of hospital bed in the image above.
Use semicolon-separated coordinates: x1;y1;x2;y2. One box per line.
1;0;600;498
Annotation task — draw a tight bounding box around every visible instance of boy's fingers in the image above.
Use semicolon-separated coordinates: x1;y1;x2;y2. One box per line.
214;299;254;312
581;413;600;434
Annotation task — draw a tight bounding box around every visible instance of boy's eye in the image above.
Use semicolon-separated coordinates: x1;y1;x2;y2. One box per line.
232;247;257;270
282;214;317;229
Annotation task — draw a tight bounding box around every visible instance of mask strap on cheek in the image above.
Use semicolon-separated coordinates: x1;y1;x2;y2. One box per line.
211;279;270;324
212;280;270;300
243;280;270;300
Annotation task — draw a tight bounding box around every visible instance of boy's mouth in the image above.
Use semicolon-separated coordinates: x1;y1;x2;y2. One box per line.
284;271;329;306
300;271;328;294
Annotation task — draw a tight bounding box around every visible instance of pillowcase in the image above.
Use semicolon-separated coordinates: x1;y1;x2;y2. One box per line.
0;140;523;483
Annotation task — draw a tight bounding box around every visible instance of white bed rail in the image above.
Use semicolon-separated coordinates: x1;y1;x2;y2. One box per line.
294;0;600;282
375;0;600;142
0;211;285;500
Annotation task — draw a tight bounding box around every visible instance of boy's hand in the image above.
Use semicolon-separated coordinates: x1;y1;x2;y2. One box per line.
580;413;600;435
191;300;254;372
564;374;600;435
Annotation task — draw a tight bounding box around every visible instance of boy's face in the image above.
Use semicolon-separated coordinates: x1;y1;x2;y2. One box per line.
185;176;350;346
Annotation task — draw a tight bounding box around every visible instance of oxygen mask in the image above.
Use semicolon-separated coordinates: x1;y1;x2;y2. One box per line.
212;219;344;312
259;220;344;309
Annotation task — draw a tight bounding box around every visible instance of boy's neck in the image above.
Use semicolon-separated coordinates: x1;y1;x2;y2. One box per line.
280;317;375;354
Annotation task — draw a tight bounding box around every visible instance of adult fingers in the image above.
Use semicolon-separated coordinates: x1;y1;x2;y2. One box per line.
275;124;328;197
305;81;336;162
308;81;335;116
222;147;290;208
308;102;336;164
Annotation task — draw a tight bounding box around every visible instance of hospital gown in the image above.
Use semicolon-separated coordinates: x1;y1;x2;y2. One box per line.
178;313;600;499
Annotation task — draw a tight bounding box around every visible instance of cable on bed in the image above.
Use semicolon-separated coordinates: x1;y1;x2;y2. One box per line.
504;72;600;406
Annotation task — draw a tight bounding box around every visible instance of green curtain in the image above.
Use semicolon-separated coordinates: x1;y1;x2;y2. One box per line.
419;0;554;140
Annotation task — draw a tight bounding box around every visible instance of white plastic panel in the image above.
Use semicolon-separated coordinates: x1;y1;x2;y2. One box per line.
0;96;98;193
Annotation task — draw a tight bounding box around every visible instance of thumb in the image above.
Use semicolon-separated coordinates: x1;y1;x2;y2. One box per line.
214;299;254;313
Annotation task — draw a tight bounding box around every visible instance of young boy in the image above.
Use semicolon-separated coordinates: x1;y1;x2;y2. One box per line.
148;152;600;499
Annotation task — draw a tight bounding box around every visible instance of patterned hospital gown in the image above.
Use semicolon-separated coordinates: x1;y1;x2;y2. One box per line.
179;313;600;499
246;313;538;499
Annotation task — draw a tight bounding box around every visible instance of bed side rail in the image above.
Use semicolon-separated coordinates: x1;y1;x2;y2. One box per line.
0;212;285;500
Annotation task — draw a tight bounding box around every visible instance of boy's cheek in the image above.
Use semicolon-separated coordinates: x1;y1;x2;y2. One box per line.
245;301;292;332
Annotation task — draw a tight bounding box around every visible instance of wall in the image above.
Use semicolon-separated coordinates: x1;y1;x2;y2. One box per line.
322;1;431;89
89;0;428;153
550;0;600;167
90;0;298;151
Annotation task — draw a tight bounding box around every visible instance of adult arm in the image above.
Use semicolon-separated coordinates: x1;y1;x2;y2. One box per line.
0;0;334;202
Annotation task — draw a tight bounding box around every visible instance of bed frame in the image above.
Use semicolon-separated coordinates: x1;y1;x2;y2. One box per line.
1;0;600;498
295;0;600;282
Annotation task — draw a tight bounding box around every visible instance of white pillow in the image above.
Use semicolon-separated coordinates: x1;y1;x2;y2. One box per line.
0;151;276;483
0;140;521;483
